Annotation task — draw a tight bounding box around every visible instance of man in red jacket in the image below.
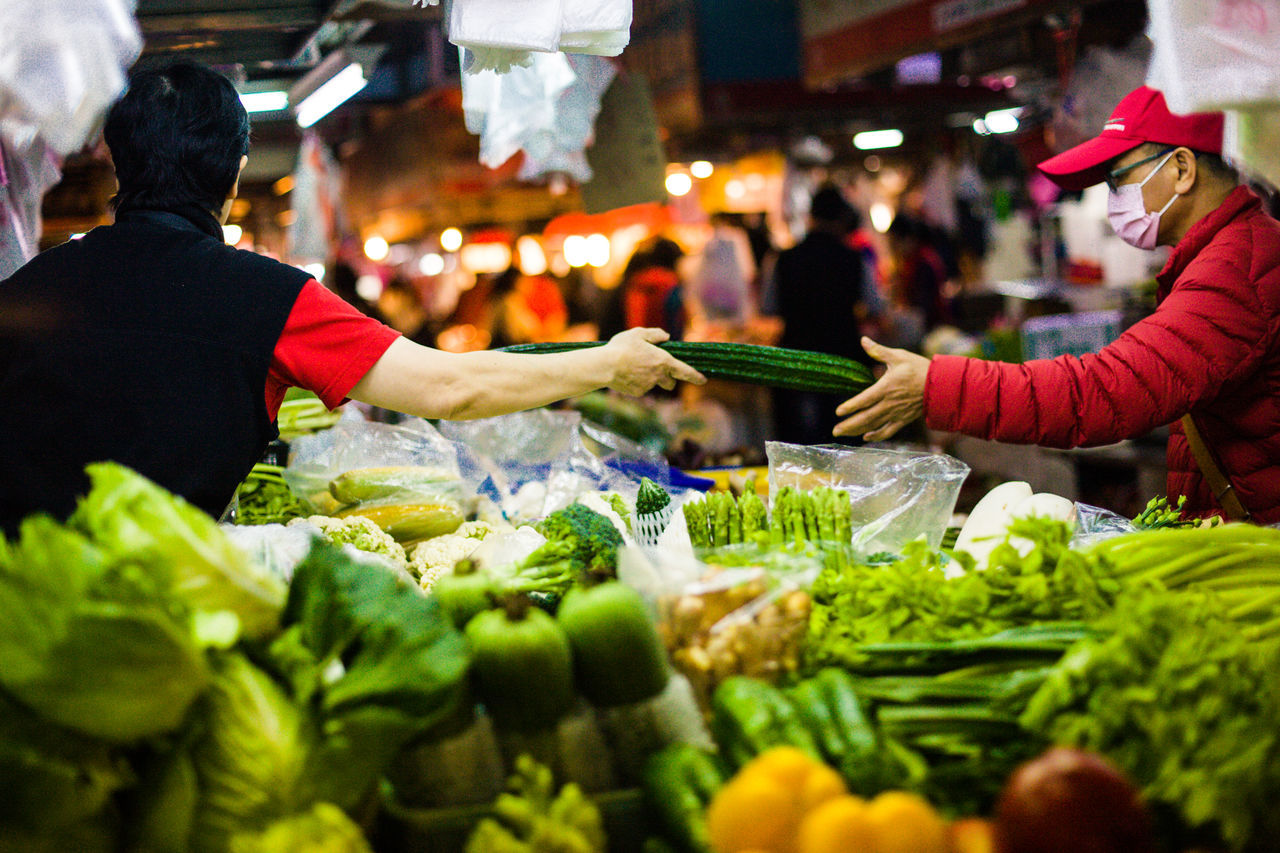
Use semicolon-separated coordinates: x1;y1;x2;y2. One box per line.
833;85;1280;523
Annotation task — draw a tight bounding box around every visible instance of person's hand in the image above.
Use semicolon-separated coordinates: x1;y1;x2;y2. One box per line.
833;336;930;441
604;327;706;395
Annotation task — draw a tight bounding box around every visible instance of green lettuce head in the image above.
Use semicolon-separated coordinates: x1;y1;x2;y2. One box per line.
71;462;285;640
0;515;211;742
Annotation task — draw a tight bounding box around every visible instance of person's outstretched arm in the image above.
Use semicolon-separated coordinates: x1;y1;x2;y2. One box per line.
348;327;705;421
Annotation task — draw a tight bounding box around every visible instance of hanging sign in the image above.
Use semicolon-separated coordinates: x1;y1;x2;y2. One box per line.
801;0;1050;86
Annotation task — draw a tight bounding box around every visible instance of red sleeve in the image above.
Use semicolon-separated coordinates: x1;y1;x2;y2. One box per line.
265;279;401;418
924;253;1272;448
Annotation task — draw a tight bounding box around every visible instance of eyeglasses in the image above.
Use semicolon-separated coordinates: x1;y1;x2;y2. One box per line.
1105;147;1177;193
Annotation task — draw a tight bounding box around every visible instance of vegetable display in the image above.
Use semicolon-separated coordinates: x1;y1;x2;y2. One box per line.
464;755;606;853
557;581;671;707
12;429;1280;853
1019;589;1280;851
682;485;849;550
466;597;578;733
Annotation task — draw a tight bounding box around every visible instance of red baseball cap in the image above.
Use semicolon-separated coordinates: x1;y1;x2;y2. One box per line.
1038;86;1225;191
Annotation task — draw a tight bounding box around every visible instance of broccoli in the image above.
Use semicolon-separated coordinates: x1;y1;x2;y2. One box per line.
513;503;624;594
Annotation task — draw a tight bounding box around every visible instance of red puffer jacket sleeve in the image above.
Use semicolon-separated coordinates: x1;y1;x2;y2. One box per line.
924;240;1278;448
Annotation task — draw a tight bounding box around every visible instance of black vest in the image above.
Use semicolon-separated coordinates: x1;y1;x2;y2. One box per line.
0;207;309;530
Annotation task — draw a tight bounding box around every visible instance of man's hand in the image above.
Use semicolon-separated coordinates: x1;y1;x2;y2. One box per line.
604;327;706;396
833;336;930;441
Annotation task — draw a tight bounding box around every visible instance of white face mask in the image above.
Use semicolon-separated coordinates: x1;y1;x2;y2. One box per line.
1106;149;1180;250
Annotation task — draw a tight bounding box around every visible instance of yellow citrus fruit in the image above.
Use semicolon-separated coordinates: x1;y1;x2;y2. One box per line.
741;746;822;790
707;775;798;853
799;761;849;812
865;791;950;853
797;795;875;853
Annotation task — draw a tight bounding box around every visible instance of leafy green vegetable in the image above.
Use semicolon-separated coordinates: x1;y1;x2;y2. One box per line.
71;462;285;640
0;689;133;832
227;803;373;853
1020;590;1280;851
273;540;471;723
234;465;308;527
805;519;1120;672
187;541;471;852
0;514;212;742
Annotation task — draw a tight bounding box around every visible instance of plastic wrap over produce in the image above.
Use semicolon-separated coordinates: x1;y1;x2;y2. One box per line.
439;409;646;521
283;417;468;543
766;442;969;554
620;544;821;712
1070;502;1139;548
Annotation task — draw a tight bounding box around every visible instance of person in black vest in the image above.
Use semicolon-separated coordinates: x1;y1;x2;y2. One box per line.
0;61;703;531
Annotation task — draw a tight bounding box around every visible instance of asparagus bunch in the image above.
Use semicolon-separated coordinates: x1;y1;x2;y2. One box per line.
682;480;852;550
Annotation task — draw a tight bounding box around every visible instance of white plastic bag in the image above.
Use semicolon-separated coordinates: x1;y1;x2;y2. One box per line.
0;0;141;156
1146;0;1280;112
0;133;62;279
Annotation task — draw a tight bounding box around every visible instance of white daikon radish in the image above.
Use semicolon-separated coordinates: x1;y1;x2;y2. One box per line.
954;481;1034;569
1007;492;1078;557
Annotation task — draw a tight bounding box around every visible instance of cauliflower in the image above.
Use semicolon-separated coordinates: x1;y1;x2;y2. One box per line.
288;515;406;565
409;521;497;591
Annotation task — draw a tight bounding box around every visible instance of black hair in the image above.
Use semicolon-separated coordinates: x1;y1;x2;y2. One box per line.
809;184;861;232
104;61;251;213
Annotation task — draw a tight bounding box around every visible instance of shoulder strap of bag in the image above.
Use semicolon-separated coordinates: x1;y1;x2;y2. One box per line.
1180;414;1251;521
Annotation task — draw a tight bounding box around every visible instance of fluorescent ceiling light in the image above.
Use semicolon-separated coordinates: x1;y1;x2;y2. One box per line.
853;129;904;150
240;91;288;113
982;107;1022;135
295;63;367;128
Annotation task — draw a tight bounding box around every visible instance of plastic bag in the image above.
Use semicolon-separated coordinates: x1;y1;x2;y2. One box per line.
438;409;645;522
220;522;319;582
459;50;614;183
1069;502;1138;549
766;441;969;554
1051;37;1151;152
0;0;141;156
0;132;61;279
283;418;469;540
1147;0;1280;113
619;543;820;711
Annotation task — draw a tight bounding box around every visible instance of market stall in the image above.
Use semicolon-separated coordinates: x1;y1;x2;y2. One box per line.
4;388;1280;853
5;0;1280;850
